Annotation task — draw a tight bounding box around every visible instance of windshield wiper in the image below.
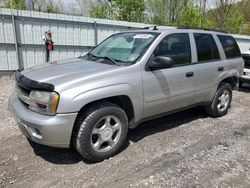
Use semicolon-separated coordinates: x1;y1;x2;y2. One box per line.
87;53;120;66
86;52;98;59
101;56;120;66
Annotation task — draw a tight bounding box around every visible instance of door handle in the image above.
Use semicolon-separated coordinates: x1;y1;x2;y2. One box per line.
218;66;224;72
186;72;194;77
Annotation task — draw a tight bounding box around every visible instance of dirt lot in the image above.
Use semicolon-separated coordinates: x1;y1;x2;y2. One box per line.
0;76;249;188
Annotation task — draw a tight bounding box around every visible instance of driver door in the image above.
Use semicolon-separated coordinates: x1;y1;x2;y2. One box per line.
142;33;197;118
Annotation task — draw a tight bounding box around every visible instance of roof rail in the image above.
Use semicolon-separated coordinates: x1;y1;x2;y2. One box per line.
141;25;158;30
177;25;228;33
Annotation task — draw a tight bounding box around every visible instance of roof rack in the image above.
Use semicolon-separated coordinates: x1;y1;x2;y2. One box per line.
177;25;228;33
141;25;158;30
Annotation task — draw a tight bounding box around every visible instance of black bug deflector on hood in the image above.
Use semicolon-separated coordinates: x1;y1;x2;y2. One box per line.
15;70;55;92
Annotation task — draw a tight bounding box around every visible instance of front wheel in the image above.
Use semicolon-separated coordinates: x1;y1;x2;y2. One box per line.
72;102;128;162
205;82;232;117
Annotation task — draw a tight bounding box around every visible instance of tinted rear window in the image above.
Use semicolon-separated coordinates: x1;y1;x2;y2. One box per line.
217;35;241;58
194;33;220;62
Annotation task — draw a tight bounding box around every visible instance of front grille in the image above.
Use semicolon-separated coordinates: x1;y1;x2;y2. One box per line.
19;99;29;108
17;84;31;96
16;85;30;108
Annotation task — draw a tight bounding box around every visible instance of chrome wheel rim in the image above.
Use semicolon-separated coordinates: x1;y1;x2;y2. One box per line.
90;115;122;152
217;89;230;112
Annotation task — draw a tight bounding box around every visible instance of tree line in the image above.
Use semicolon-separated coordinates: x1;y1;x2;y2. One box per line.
90;0;250;34
1;0;250;34
1;0;62;13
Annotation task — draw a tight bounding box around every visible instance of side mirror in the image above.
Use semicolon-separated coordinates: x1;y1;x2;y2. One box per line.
147;56;174;71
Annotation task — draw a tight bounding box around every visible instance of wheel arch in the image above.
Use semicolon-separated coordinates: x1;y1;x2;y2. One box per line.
76;95;135;125
218;76;237;89
70;95;135;147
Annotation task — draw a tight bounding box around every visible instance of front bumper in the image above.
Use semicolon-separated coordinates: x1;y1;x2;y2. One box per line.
9;92;77;148
239;68;250;83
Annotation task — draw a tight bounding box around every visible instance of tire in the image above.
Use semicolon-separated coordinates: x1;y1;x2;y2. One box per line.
72;102;128;162
205;82;232;117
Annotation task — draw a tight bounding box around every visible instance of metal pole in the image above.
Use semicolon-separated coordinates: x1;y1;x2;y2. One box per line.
94;21;98;46
11;8;22;70
45;48;50;62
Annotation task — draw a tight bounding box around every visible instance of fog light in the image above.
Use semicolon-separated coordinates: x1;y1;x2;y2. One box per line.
29;128;42;139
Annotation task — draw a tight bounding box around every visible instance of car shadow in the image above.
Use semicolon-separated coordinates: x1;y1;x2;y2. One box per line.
28;107;208;164
128;107;207;143
27;139;84;164
238;83;250;93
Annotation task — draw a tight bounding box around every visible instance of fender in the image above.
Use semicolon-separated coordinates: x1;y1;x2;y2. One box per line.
57;84;143;123
206;71;237;102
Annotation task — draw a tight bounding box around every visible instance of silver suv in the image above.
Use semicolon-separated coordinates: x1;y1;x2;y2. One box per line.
9;28;243;162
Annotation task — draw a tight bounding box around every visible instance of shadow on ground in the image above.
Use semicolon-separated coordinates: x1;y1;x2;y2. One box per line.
28;139;83;164
128;107;207;143
28;106;208;164
238;83;250;93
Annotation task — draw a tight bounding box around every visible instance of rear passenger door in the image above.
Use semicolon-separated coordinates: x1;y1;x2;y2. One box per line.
192;33;228;103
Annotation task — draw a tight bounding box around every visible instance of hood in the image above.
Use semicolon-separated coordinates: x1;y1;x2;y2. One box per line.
21;58;117;90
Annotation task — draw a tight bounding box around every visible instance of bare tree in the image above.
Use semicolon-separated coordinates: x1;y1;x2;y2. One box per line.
145;0;195;24
77;0;101;16
194;0;207;14
209;0;246;29
27;0;62;13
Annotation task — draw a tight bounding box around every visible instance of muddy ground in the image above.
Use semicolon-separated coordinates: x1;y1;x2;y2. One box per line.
0;76;249;188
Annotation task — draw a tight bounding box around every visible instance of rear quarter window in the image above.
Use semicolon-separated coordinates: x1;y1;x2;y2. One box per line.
217;35;241;59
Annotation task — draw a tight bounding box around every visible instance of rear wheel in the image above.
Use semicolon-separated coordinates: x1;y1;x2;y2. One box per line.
72;102;128;162
205;82;232;117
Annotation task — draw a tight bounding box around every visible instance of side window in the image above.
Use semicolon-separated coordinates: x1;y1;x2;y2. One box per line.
194;33;220;62
217;35;241;59
154;33;191;66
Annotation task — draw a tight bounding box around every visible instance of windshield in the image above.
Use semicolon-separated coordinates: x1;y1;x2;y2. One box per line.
86;32;159;64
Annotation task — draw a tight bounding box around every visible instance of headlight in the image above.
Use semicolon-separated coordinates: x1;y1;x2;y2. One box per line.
29;91;59;115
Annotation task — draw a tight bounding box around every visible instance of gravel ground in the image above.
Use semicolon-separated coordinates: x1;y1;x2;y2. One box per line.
0;76;249;188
